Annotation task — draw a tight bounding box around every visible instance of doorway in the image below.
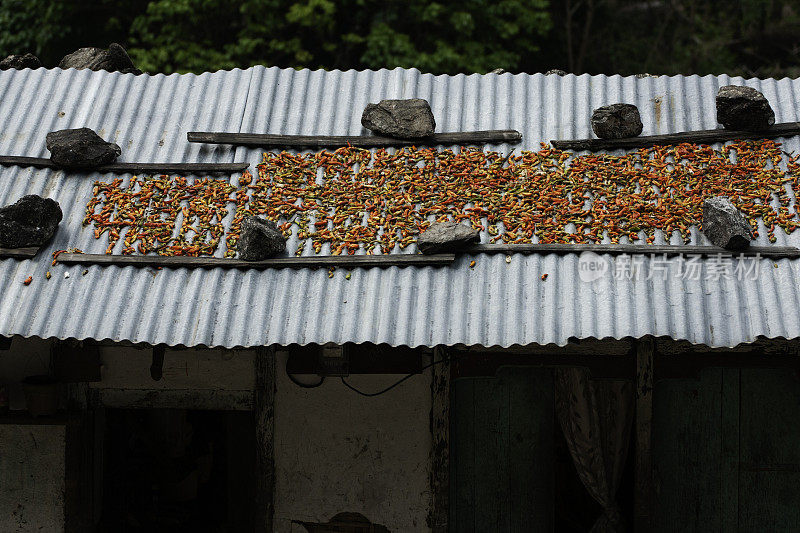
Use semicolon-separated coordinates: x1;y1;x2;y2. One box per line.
97;408;255;533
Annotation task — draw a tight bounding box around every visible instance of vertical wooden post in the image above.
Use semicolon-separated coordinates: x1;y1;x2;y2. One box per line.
429;346;450;533
65;383;89;533
634;337;654;531
254;346;275;532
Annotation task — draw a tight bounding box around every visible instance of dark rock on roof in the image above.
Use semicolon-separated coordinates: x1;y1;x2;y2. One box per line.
702;196;753;250
58;43;141;75
418;221;480;254
716;85;775;131
0;195;62;248
361;98;435;139
238;216;286;261
46;128;122;169
591;103;643;139
0;53;41;70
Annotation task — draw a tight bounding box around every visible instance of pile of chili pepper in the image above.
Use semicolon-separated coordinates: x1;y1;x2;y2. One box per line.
84;175;237;256
84;139;800;256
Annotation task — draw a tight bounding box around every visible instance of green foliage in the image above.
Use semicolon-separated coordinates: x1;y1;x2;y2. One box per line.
2;0;800;77
0;0;67;61
0;0;550;74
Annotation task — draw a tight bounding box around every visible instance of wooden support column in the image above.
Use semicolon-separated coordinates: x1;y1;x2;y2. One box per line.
65;383;90;533
634;337;654;532
254;346;276;532
429;346;450;533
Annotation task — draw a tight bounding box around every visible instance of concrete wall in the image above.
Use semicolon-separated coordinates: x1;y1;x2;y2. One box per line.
0;424;65;532
89;345;256;409
93;345;255;390
273;349;433;532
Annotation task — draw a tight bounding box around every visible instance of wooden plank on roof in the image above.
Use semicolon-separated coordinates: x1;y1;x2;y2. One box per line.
0;156;249;174
0;246;39;259
551;121;800;151
56;252;456;269
466;243;800;258
187;130;523;148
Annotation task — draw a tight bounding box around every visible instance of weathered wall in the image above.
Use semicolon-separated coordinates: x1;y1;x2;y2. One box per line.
89;345;256;409
273;349;433;532
0;424;66;532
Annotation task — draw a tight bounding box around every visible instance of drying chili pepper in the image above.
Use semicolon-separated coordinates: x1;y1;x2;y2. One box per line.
83;140;800;257
23;276;32;285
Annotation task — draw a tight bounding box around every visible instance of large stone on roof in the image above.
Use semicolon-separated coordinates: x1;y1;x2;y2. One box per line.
0;53;41;70
46;128;121;169
591;104;643;139
716;85;775;131
58;43;141;74
0;195;62;249
417;221;480;254
702;196;752;250
361;98;435;139
238;216;286;261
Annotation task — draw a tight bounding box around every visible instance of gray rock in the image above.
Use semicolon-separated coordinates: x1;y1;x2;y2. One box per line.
417;221;480;254
0;195;62;248
716;85;775;131
591;103;643;139
46;128;121;169
489;68;506;74
702;196;753;250
238;216;286;261
361;98;435;139
0;53;41;70
58;43;141;74
546;69;567;76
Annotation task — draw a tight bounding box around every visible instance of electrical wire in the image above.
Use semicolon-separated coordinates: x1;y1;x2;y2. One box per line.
340;353;454;397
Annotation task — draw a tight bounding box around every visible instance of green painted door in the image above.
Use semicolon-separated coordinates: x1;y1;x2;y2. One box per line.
450;367;554;532
653;367;800;532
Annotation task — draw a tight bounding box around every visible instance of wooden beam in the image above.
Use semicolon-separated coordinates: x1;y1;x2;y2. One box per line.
96;388;253;411
634;337;655;532
254;346;275;533
429;346;450;533
551;121;800;151
188;130;522;148
0;246;39;259
56;252;456;269
0;155;248;174
98;162;249;174
65;384;91;533
467;243;799;258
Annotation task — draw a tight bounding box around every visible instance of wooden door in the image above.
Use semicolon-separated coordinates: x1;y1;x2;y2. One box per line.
653;367;800;532
450;367;554;532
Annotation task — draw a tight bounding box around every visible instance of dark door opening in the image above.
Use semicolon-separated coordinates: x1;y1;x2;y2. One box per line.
449;364;635;532
98;408;255;533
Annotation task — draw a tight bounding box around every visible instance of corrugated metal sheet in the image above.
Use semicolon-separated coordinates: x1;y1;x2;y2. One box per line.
1;65;800;348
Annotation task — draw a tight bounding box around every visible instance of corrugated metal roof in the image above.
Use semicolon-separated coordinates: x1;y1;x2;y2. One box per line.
1;65;800;348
